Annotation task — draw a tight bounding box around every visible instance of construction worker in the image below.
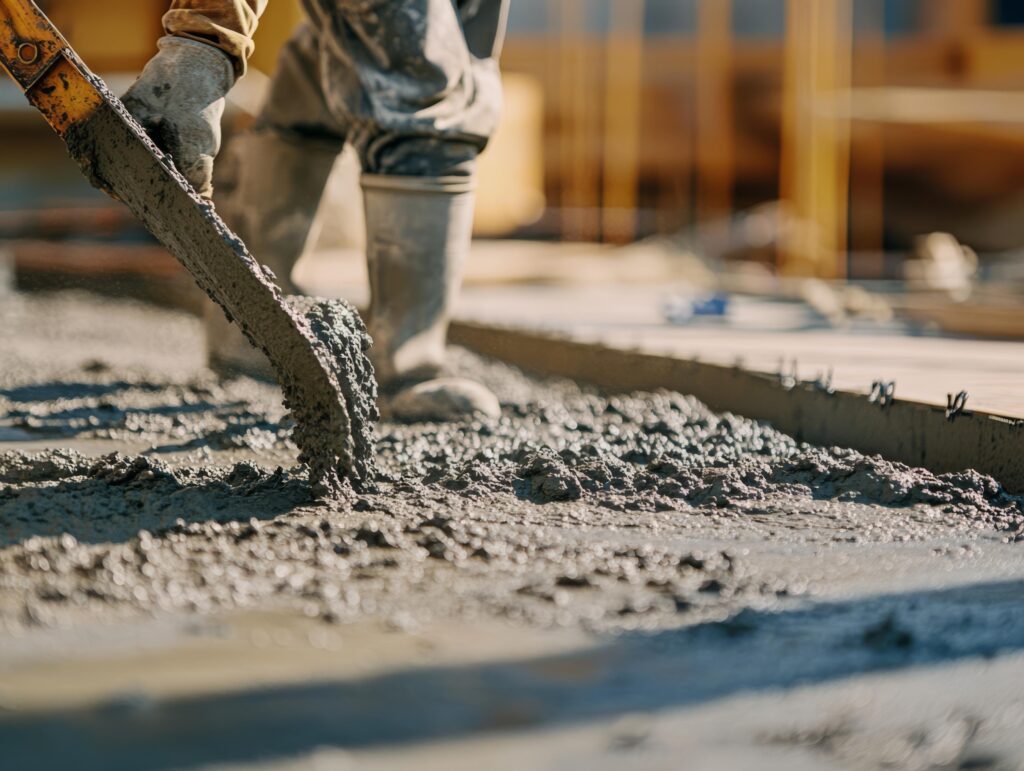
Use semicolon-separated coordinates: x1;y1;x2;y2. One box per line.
122;0;508;421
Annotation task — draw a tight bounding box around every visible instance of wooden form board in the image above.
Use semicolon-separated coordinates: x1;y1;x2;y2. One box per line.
450;317;1024;493
779;0;854;279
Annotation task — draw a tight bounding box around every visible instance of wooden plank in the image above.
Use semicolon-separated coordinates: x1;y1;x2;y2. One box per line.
846;87;1024;124
923;0;988;40
779;0;853;279
695;0;735;224
11;240;182;277
449;279;1024;415
962;31;1024;82
830;0;854;279
601;0;645;244
779;0;811;275
895;298;1024;341
450;319;1024;493
557;0;600;242
849;1;886;277
0;206;139;239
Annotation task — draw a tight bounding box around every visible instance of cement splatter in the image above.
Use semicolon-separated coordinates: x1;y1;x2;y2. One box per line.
0;446;757;632
56;52;377;494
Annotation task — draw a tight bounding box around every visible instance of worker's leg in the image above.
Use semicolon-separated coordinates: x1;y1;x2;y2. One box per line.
219;21;347;295
209;21;348;375
461;0;511;59
311;0;508;420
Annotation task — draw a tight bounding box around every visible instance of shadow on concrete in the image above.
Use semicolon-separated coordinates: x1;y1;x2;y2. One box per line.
4;399;247;427
0;468;308;548
2;579;1023;770
0;381;167;404
1;377;280;455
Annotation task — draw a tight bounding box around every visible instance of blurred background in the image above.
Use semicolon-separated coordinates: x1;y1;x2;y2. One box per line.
3;0;1024;340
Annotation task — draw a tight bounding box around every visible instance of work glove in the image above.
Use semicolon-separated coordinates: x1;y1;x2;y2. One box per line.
122;36;235;198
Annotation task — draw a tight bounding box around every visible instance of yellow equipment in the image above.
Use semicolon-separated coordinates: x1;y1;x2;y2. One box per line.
0;0;377;495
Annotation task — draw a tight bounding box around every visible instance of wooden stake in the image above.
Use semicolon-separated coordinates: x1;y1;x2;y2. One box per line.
850;0;886;278
779;0;853;279
695;0;735;225
559;0;599;242
601;0;645;244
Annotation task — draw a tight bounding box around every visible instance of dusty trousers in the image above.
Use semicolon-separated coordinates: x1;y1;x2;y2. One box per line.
212;1;507;415
257;0;506;174
217;0;508;281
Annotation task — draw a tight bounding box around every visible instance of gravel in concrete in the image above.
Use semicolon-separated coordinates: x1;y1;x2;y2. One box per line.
1;291;1021;637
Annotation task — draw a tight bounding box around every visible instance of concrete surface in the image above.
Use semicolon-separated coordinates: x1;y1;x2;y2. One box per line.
1;290;1023;770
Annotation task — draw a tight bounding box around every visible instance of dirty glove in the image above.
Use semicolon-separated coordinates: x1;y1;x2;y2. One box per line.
122;36;235;198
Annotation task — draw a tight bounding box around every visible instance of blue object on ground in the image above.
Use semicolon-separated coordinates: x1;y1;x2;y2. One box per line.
663;293;731;324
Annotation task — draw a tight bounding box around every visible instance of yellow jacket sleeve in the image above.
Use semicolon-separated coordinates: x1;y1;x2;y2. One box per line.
162;0;269;78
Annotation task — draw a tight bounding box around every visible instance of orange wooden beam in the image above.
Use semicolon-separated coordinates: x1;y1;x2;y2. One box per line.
695;0;735;224
601;0;645;243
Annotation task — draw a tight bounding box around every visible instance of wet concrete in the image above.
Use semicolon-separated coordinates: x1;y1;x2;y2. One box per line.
2;586;1024;770
3;292;1022;635
58;60;377;494
2;290;1024;767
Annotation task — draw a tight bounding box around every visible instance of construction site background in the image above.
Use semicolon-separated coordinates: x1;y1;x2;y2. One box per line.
5;7;1024;764
2;0;1024;286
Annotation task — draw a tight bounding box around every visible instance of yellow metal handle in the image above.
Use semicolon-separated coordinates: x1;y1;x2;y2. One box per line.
0;0;103;136
0;0;67;90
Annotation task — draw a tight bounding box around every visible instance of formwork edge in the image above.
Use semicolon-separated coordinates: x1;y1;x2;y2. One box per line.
450;320;1024;493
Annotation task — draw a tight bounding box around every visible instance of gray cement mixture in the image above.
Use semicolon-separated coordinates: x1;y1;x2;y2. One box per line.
2;291;1024;769
62;60;377;495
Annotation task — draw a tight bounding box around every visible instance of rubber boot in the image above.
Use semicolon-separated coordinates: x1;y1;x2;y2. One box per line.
363;174;500;422
206;130;338;377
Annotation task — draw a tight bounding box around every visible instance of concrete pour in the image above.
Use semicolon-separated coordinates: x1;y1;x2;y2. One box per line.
2;291;1024;768
61;60;376;495
2;291;1021;634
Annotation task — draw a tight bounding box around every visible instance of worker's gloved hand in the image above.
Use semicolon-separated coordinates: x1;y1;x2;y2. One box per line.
122;36;235;198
